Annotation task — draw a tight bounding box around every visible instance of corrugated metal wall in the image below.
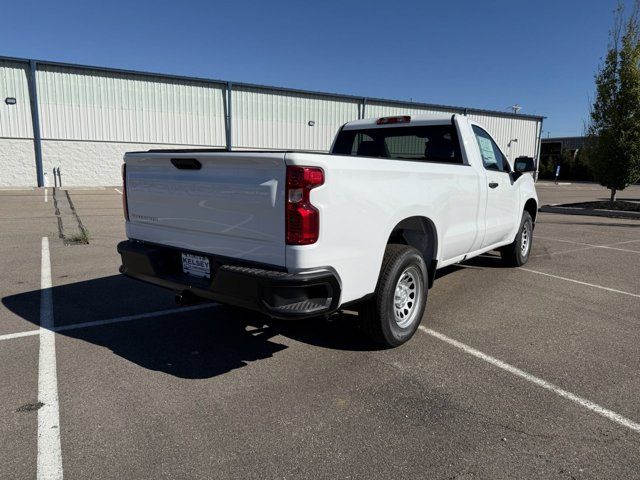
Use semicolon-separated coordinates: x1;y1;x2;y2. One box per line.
231;94;541;158
0;57;543;187
233;86;359;151
0;60;33;138
36;65;226;146
467;113;539;162
360;104;540;161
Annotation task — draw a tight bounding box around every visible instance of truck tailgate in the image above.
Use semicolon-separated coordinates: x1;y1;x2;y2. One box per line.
124;151;287;267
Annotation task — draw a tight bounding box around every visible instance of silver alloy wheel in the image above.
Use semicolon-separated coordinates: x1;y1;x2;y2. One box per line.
520;222;531;256
393;266;423;328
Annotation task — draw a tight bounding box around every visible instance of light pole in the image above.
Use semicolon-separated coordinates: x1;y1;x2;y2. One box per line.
508;104;521;161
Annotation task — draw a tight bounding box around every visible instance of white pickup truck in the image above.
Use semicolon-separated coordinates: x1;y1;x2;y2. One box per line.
118;114;538;347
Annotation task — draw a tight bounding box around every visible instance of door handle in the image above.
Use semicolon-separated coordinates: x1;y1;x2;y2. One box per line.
488;182;499;189
171;158;202;170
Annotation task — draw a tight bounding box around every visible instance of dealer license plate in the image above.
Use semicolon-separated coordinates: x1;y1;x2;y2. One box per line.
181;253;210;278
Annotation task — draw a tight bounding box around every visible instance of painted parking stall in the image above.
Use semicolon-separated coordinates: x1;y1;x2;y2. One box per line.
1;184;640;479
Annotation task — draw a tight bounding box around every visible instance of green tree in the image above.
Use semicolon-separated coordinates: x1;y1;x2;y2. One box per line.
588;2;640;203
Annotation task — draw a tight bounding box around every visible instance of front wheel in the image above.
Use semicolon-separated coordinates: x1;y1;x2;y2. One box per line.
501;211;533;267
360;244;428;347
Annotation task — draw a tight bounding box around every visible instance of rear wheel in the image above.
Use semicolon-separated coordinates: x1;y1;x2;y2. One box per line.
360;244;428;347
501;211;533;267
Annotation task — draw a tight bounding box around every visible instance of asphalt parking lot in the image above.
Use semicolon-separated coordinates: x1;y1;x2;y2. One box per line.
1;183;640;479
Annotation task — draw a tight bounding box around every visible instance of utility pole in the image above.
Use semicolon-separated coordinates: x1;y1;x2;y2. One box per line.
508;104;521;160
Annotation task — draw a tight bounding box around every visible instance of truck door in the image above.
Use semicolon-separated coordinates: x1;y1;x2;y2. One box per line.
471;125;518;247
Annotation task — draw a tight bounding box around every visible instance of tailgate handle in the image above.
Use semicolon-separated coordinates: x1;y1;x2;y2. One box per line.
171;158;202;170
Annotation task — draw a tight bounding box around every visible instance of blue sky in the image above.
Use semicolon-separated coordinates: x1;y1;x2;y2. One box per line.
0;0;631;137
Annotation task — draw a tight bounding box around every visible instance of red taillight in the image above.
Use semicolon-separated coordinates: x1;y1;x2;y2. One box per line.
376;115;411;125
121;164;129;221
286;166;324;245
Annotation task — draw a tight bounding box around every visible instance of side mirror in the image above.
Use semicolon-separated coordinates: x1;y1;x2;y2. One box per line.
514;156;535;173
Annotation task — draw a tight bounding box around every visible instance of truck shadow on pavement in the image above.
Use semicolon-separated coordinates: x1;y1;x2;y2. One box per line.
2;254;502;379
1;274;373;379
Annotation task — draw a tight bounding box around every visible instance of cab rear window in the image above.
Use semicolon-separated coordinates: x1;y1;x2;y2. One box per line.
332;124;463;164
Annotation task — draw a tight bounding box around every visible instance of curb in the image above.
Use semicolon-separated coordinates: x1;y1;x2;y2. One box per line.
539;205;640;220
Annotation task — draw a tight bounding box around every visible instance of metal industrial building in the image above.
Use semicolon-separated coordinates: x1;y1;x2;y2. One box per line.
0;56;545;187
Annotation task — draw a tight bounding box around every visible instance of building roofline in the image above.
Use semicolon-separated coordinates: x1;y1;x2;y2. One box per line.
0;54;546;121
542;136;587;141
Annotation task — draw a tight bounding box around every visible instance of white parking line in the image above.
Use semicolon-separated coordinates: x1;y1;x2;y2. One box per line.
54;303;216;333
599;245;640;254
536;235;640;254
530;246;597;258
114;188;122;194
44;188;48;203
37;237;63;480
420;326;640;433
519;267;640;299
612;239;640;245
598;245;640;254
0;304;218;343
535;236;594;247
0;329;40;341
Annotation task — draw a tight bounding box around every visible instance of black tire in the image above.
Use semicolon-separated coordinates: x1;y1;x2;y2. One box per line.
360;244;428;347
501;211;533;267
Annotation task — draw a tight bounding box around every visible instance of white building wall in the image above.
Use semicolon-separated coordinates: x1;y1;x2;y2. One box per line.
365;101;457;119
233;86;360;151
0;60;33;138
33;65;229;186
0;60;36;187
40;140;218;187
36;65;227;146
0;138;37;187
1;59;543;187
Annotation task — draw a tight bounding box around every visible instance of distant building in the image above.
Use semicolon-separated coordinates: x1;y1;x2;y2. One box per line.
540;136;591;180
541;136;587;158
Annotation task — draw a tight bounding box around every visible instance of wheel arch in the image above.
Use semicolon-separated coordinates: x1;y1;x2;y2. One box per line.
386;216;438;288
524;197;538;224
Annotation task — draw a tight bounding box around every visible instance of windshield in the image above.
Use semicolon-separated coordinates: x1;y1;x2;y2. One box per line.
331;124;463;164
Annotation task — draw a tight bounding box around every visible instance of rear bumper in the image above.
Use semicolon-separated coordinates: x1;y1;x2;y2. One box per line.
117;240;341;319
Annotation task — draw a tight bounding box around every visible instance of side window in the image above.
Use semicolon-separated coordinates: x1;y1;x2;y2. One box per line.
472;125;509;172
